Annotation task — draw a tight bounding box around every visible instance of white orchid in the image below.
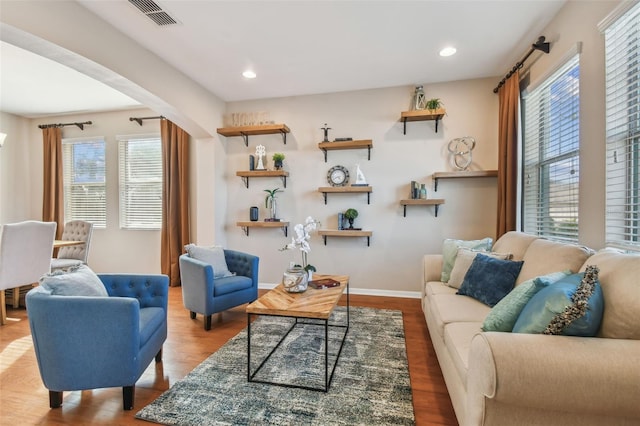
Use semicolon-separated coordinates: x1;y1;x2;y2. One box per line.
280;216;320;273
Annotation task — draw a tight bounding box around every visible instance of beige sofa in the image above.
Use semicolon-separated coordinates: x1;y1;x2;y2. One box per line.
421;231;640;426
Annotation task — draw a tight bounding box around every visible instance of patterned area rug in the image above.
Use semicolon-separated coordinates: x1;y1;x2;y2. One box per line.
136;306;414;425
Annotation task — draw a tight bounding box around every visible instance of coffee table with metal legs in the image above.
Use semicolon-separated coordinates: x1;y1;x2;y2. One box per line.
246;274;349;392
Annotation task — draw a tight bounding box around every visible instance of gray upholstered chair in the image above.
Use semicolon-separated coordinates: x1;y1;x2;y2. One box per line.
51;220;93;271
0;220;57;324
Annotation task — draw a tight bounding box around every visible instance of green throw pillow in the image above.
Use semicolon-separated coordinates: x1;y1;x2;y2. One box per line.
440;237;492;283
482;270;570;332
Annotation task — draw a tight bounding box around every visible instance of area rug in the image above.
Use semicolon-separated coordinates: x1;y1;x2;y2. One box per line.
136;306;414;425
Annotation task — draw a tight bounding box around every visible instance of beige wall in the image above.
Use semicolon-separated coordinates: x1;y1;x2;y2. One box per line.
223;81;499;292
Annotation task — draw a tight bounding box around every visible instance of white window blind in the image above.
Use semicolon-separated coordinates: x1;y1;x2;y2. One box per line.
522;55;580;242
603;2;640;251
118;136;162;229
62;138;106;228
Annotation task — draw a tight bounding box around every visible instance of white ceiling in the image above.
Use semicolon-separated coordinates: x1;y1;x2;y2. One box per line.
0;0;566;118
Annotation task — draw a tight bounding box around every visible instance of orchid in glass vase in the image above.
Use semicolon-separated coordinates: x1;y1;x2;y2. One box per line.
280;216;320;278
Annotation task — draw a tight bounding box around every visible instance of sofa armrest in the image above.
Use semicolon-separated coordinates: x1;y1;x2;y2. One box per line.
423;254;443;284
467;332;640;423
179;254;214;313
99;273;169;310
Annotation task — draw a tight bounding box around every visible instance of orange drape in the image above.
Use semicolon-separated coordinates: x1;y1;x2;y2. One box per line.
160;120;190;286
42;127;63;238
496;71;520;239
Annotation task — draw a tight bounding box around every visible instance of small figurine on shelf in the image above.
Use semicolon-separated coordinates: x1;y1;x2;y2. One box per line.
321;123;331;142
255;144;266;170
352;164;368;186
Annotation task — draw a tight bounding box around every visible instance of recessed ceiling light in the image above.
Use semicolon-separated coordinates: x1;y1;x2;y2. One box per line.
439;47;457;57
242;70;257;79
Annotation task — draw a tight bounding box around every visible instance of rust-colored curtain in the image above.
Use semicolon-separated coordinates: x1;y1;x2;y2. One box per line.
42;127;63;238
160;120;190;286
496;71;520;239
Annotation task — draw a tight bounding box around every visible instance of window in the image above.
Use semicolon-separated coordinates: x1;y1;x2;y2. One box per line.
603;2;640;251
522;55;580;242
62;138;106;228
118;136;162;229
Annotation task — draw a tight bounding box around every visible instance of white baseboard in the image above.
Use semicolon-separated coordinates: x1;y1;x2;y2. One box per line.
258;283;420;299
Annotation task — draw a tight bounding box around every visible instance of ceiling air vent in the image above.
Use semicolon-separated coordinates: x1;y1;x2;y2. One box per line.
128;0;178;26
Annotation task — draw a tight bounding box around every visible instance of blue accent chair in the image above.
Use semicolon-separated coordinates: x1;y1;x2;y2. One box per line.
179;249;259;330
26;273;169;410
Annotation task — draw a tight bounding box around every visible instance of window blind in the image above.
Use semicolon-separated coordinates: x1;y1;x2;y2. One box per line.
118;136;162;229
62;138;106;228
603;2;640;251
522;55;580;242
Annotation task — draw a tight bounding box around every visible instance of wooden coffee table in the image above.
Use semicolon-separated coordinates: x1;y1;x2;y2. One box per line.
246;274;349;392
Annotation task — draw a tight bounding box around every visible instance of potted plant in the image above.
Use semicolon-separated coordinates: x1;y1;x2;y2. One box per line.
344;208;358;229
426;98;443;112
272;153;285;170
264;188;282;221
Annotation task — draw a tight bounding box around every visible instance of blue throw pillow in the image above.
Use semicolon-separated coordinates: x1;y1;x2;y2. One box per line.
512;266;604;336
456;253;524;307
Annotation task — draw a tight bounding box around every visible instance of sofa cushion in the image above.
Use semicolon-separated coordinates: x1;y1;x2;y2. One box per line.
581;249;640;339
492;231;539;261
441;237;492;283
428;293;491;338
139;307;165;347
213;275;253;297
39;265;108;297
482;270;570;332
513;269;604;336
443;322;483;386
185;244;234;279
516;238;592;285
457;254;524;307
448;248;512;289
424;281;458;297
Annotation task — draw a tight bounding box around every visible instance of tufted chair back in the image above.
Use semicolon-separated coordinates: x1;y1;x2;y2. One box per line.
52;221;93;270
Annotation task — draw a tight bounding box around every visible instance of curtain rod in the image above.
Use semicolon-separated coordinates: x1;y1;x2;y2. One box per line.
493;36;551;94
129;115;165;126
38;121;92;130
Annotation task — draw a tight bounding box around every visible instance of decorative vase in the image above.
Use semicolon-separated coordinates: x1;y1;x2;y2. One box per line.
250;206;259;221
274;160;283;170
282;266;308;293
348;218;354;229
268;197;277;220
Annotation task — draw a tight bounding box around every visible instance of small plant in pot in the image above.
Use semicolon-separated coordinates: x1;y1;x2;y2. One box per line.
426;98;443;112
264;188;282;221
272;153;285;170
344;208;358;229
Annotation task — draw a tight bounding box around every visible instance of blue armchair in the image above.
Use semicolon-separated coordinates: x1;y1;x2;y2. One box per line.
179;249;259;330
26;273;169;410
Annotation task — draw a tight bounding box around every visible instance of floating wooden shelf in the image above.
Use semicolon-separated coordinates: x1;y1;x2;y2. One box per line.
318;186;372;204
318;139;373;162
236;221;289;236
400;108;446;134
236;170;289;188
432;170;498;191
217;124;290;146
400;199;446;217
317;229;373;246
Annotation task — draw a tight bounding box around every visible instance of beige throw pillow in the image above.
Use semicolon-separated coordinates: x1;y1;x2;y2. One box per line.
447;248;512;289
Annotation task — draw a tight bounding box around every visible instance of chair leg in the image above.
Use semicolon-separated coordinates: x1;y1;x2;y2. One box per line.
49;391;63;408
190;311;196;319
123;385;135;410
11;287;19;308
155;348;163;363
0;290;6;326
205;315;212;331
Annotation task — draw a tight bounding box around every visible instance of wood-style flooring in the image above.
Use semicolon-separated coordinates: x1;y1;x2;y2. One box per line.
0;287;457;425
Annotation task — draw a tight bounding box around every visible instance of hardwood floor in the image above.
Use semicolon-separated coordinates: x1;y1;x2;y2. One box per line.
0;287;457;425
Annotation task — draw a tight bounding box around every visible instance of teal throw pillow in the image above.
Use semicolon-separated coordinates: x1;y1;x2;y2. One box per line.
456;254;524;307
39;264;108;297
512;266;604;336
482;270;571;332
441;237;492;283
